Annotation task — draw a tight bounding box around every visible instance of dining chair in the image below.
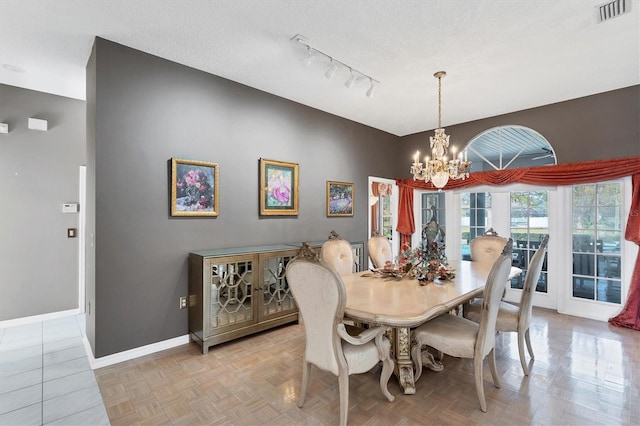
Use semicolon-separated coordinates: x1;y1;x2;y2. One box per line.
411;239;513;412
321;230;355;275
465;234;549;375
286;243;395;426
367;233;393;269
470;229;508;264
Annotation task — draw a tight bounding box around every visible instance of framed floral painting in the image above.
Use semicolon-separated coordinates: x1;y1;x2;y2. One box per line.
259;158;299;215
170;158;219;217
327;181;354;217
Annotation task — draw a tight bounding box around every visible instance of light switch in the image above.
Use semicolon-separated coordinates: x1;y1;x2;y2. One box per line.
67;228;77;238
62;203;78;213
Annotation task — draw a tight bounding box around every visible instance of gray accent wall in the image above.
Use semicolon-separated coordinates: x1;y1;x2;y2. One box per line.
88;38;400;357
0;84;86;321
397;85;640;176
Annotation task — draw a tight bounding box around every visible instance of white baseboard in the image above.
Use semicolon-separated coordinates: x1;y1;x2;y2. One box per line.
84;334;191;370
0;309;80;329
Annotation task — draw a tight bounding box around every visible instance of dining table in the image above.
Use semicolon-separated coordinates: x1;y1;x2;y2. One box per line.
341;259;522;395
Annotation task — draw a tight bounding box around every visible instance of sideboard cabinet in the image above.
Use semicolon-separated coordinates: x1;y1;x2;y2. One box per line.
189;242;364;354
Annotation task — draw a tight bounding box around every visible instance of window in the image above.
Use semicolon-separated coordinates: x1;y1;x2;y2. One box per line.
421;193;445;236
510;191;549;292
380;193;393;240
461;192;492;260
572;182;622;304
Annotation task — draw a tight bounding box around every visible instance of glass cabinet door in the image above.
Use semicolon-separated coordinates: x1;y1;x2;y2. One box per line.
259;251;298;321
206;255;255;333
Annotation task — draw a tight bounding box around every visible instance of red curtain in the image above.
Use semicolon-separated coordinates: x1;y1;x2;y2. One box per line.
395;156;640;331
396;185;415;255
609;173;640;330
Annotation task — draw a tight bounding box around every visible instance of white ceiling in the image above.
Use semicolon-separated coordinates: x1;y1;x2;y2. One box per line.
1;0;638;136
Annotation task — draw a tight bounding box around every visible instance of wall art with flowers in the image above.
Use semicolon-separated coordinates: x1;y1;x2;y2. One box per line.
170;158;219;217
259;158;299;216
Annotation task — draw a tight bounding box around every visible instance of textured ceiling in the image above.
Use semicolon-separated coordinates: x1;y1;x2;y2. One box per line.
0;0;638;136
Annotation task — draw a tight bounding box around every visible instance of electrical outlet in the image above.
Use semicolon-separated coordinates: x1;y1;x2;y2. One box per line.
179;296;187;309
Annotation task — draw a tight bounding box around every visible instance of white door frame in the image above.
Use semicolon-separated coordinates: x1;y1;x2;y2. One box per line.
78;166;86;314
367;176;399;268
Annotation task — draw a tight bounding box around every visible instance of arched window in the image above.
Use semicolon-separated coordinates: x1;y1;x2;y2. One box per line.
465;125;557;171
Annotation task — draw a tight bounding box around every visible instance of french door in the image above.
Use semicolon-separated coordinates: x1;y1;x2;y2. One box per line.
557;178;636;321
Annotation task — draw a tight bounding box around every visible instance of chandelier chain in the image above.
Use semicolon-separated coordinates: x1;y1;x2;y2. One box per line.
410;70;471;190
437;75;442;129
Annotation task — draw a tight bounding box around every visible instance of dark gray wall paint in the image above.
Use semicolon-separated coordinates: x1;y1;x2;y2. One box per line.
0;84;85;320
397;85;640;177
89;38;399;357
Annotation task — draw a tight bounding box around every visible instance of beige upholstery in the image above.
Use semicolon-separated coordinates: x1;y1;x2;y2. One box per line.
286;251;394;426
411;239;513;412
466;235;549;375
367;235;393;269
321;237;355;276
470;233;508;264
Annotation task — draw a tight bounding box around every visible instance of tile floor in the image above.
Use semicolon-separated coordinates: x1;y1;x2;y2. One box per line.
0;315;110;425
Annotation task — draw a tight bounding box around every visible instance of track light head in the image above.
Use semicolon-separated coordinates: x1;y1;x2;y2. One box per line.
366;79;376;98
301;47;316;67
325;60;338;79
345;70;357;88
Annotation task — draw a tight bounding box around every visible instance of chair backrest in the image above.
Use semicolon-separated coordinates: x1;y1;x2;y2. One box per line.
368;235;393;269
470;233;508;264
321;237;354;276
475;239;513;358
286;254;346;376
519;235;549;329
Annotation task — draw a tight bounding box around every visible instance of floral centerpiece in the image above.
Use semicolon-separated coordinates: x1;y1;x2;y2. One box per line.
396;240;455;285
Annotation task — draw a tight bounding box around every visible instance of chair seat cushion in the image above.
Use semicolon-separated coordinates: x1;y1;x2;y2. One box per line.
466;300;519;332
413;314;479;358
342;340;380;375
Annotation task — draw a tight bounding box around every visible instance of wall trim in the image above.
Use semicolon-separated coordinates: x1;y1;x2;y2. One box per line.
85;334;191;370
0;309;80;329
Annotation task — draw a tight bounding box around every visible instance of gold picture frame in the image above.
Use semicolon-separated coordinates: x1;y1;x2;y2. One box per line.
170;158;219;217
259;158;299;216
327;181;354;217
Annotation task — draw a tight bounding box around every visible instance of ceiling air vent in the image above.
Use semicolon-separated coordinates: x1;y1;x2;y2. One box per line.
596;0;630;23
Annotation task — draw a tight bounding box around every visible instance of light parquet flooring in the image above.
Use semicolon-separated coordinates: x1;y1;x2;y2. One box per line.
96;308;640;425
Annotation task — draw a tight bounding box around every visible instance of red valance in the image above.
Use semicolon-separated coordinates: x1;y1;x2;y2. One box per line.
396;156;640;191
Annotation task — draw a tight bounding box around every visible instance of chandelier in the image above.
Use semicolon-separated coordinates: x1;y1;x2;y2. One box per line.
410;71;471;190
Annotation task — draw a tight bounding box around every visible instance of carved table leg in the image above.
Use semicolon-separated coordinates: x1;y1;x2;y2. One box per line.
392;327;416;394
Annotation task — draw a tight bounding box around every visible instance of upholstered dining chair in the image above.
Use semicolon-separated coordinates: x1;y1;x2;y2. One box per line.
321;230;355;276
470;229;508;264
465;234;549;375
286;243;395;426
367;233;393;269
411;239;513;412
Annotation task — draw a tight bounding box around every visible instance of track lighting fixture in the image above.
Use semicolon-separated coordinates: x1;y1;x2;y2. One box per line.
345;69;357;88
366;79;376;98
325;60;338;79
291;34;379;99
302;46;316;67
